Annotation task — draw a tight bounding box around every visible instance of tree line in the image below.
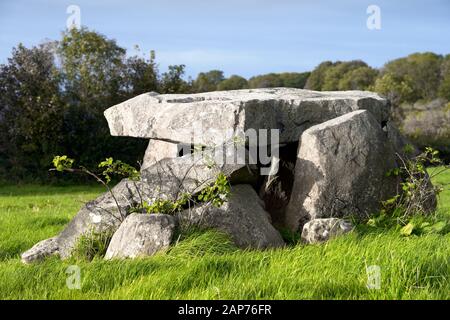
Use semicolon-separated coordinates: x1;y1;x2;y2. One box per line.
0;27;449;182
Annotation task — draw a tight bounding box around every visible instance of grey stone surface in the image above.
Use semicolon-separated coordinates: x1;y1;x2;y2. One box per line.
56;179;160;258
140;143;258;197
141;139;180;171
285;110;399;231
104;88;390;146
178;184;285;249
21;237;59;264
301;218;353;244
24;89;423;263
105;213;177;259
46;145;255;260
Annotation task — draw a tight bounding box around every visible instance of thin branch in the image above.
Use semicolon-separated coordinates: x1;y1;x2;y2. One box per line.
50;167;124;221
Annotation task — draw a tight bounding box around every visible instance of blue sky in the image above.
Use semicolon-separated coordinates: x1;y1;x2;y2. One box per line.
0;0;449;78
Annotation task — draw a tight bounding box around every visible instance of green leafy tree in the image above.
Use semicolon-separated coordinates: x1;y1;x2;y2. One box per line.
321;61;370;91
375;52;443;103
193;70;225;92
278;72;310;88
160;64;191;94
58;27;146;169
236;72;310;89
373;72;416;105
338;66;378;90
58;27;127;103
438;54;450;100
306;60;376;91
248;73;283;88
304;61;336;90
0;43;64;179
217;75;248;90
124;50;159;95
408;53;442;100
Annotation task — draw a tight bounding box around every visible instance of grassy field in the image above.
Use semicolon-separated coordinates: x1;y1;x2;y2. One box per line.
0;169;449;300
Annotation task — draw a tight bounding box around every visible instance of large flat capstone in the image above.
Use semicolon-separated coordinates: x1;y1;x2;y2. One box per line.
104;88;390;146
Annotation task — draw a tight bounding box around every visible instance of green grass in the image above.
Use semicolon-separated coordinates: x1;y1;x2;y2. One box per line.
0;170;449;300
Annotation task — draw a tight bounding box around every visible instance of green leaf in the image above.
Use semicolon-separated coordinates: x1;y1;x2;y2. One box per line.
400;223;415;236
367;218;377;227
52;155;74;172
98;157;113;168
403;144;415;155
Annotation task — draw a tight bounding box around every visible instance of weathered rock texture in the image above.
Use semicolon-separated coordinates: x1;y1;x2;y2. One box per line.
57;179;151;258
30;144;255;260
104;88;390;146
301;218;353;244
105;213;177;259
141;139;180;171
56;152;252;259
140;143;258;196
21;237;59;264
178;185;285;249
285;110;399;231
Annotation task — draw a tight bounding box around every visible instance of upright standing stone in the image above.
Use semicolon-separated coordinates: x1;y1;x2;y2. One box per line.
285;110;398;231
